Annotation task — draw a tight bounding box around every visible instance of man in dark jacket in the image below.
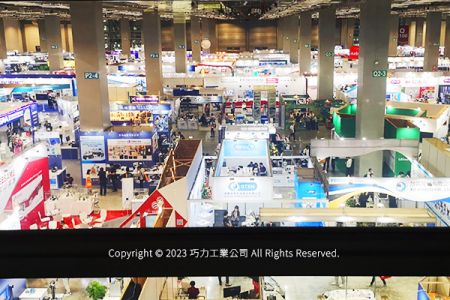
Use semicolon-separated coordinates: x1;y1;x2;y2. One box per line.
98;167;108;196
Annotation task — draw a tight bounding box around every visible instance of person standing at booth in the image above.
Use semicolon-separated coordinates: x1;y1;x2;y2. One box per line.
98;167;108;196
85;170;93;194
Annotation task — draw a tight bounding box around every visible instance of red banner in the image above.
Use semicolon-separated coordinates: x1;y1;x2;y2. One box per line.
349;46;360;60
398;25;409;46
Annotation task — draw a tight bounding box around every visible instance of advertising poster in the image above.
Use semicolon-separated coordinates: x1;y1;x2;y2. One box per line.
398;25;409;45
80;134;106;162
106;132;153;161
109;103;171;131
0;144;50;229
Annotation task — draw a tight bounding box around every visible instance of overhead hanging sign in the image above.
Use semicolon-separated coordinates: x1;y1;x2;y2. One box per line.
349;46;359;60
398;25;409;46
329;177;450;202
129;95;160;104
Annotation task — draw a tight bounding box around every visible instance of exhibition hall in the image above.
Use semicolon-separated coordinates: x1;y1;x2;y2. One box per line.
0;0;449;299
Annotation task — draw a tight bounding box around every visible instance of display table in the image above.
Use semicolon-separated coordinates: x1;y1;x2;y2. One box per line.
49;168;66;189
61;146;79;160
321;289;375;300
273;166;295;187
177;119;188;130
45;196;94;216
19;288;48;300
187;119;198;130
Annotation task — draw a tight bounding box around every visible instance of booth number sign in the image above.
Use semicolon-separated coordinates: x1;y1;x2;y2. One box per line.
84;72;99;80
372;70;387;78
178;45;186;49
304;44;310;48
150;53;159;59
325;51;333;57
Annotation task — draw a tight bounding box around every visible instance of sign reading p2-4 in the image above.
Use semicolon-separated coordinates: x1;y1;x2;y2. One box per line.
372;70;387;78
84;72;100;80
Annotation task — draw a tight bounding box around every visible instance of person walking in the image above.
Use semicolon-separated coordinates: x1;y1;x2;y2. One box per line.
370;276;389;287
289;123;296;141
218;276;230;286
345;157;353;177
98;167;108;196
137;166;146;189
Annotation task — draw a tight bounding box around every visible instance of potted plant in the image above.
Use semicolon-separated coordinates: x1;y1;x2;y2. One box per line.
86;281;107;300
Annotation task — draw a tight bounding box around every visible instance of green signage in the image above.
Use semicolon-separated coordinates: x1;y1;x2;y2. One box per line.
372;70;387;77
304;44;310;48
84;72;99;80
177;45;186;49
325;51;333;57
150;53;159;59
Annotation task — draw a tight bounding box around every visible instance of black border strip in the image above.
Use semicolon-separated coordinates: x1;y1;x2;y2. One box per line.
1;227;449;278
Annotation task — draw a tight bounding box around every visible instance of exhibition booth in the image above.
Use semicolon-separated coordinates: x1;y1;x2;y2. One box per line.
0;101;39;162
176;96;223;130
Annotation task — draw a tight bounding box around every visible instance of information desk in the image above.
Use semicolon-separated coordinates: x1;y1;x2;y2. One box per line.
61;146;79;160
19;288;48;300
49;168;66;190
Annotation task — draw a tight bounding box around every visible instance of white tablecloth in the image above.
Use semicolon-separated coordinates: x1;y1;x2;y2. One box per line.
322;289;375;300
45;197;94;216
19;288;48;300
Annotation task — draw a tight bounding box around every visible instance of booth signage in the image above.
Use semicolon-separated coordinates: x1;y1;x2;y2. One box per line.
372;70;387;78
129;95;160;104
325;51;333;57
398;25;409;45
51;45;58;49
84;72;100;80
177;45;186;49
0;104;33;127
150;53;159;59
329;177;450;202
349;46;359;60
304;44;310;48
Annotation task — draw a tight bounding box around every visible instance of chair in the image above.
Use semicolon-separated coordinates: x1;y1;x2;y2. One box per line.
80;212;92;224
38;211;51;223
48;221;58;230
71;218;81;229
94;209;107;225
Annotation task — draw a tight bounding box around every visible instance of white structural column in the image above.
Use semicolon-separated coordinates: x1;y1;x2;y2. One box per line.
143;11;163;95
388;14;399;56
37;19;47;52
415;18;424;47
423;12;442;72
287;15;299;64
190;16;201;62
70;1;110;131
299;11;312;74
355;0;391;176
445;16;450;59
281;17;290;53
44;15;64;71
317;6;336;100
120;19;131;57
173;15;187;73
208;19;217;53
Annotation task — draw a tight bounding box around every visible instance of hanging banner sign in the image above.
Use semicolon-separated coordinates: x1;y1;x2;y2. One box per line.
129;95;160;104
398;25;409;46
349;46;359;60
328;177;450;202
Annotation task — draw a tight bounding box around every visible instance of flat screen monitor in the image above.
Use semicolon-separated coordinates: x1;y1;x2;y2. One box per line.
223;286;241;298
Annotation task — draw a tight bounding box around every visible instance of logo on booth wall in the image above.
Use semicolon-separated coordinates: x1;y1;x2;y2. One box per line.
228;182;258;192
390;79;401;84
151;196;165;211
396;182;407;192
233;143;255;152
